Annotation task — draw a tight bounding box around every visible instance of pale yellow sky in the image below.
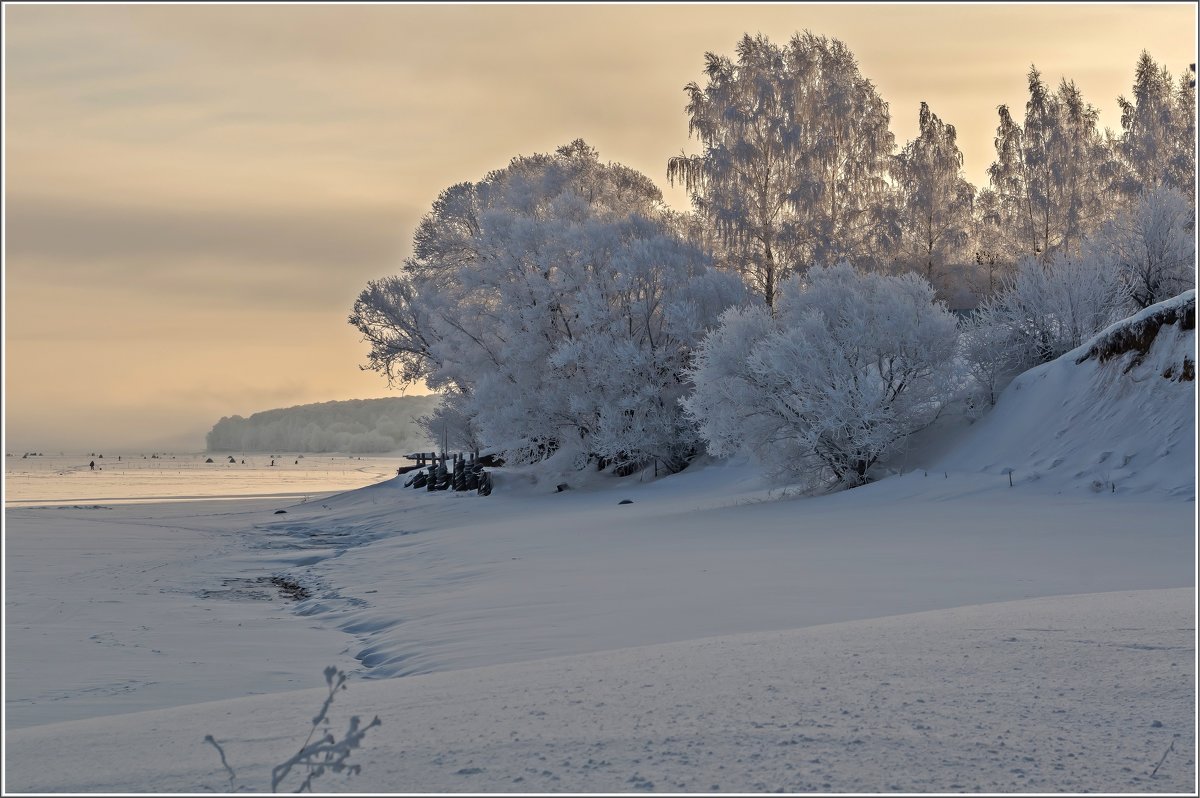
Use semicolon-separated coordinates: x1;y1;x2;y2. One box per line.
3;3;1197;451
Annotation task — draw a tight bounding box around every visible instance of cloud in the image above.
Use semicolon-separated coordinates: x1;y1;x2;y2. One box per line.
6;193;410;279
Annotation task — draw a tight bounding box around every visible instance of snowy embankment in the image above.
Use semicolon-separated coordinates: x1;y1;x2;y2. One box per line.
4;294;1195;792
6;589;1194;793
938;290;1195;498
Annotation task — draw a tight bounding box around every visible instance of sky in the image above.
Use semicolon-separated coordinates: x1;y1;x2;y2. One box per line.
3;3;1197;453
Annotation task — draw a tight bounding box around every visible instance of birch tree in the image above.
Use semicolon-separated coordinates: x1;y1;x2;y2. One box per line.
668;31;895;307
1114;53;1197;199
987;67;1110;261
891;101;976;285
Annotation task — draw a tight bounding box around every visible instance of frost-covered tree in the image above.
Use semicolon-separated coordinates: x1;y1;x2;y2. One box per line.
349;274;437;388
1054;79;1114;252
891;101;975;285
1087;186;1196;309
1000;251;1130;363
960;249;1130;404
684;263;958;487
1114;53;1197;199
987;68;1112;262
1173;64;1197;193
350;141;746;473
668;32;895;307
970;187;1013;295
959;299;1025;409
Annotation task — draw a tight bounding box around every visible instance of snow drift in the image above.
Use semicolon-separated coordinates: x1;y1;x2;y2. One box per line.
938;290;1195;498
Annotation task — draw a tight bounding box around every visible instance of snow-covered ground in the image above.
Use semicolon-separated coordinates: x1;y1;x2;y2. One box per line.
4;454;411;729
3;299;1196;792
6;589;1194;793
6;457;1192;732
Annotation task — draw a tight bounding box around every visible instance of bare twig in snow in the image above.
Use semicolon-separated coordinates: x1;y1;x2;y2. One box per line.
203;735;237;791
1150;738;1175;778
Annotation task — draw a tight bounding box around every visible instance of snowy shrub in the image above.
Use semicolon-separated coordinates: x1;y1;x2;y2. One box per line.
1086;186;1196;310
351;141;746;474
958;298;1027;409
684;263;958;487
961;249;1131;403
1006;252;1130;360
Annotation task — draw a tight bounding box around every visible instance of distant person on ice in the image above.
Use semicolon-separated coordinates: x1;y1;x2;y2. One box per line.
89;461;95;471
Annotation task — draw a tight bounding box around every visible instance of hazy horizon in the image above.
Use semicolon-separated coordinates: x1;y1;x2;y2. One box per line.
4;3;1196;451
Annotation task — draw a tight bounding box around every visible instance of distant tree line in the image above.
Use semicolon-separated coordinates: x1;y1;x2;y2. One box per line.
206;396;441;454
350;32;1195;489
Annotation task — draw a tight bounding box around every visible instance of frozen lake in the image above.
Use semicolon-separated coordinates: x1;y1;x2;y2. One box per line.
4;452;417;729
4;452;412;506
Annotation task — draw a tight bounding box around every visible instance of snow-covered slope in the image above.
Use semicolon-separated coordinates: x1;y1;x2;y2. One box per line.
938;291;1195;498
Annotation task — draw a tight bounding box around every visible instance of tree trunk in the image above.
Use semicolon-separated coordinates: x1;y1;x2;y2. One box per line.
763;238;776;310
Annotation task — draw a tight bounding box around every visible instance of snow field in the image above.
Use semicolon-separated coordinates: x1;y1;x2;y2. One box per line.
3;497;362;730
265;464;1194;687
5;589;1193;793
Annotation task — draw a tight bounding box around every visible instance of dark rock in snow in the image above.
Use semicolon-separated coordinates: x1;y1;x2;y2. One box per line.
618;499;633;505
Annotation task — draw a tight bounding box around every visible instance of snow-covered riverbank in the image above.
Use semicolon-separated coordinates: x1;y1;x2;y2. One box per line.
6;455;1194;733
4;304;1195;791
5;454;1196;792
